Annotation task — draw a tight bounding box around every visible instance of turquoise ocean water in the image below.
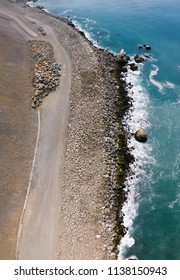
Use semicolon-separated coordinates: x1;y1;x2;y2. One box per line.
28;0;180;260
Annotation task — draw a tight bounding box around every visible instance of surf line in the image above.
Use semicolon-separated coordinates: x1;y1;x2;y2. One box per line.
16;110;41;260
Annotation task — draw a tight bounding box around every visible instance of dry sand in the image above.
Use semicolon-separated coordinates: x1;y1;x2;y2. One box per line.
0;0;120;259
0;0;36;259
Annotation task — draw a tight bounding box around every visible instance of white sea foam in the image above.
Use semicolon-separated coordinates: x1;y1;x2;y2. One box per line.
26;1;49;13
72;19;101;48
149;65;163;92
43;8;50;14
61;9;73;15
26;1;34;7
83;17;97;25
73;16;97;25
71;16;113;51
168;193;180;209
168;183;180;209
168;198;178;209
163;81;175;89
149;64;175;92
118;61;155;259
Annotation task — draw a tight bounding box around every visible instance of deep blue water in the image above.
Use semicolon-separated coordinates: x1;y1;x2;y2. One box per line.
29;0;180;259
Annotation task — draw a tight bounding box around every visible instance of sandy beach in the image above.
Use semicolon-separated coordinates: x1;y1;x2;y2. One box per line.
0;0;130;259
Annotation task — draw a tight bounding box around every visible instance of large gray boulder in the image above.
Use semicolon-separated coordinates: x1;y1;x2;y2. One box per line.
134;128;148;142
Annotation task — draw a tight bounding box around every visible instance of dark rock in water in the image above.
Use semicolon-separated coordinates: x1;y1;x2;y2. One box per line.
117;49;130;66
129;63;138;71
138;44;151;50
36;6;44;10
122;66;128;72
134;128;148;142
134;55;145;63
144;45;151;50
67;21;75;28
129;63;135;67
79;31;85;37
127;255;138;260
144;54;150;59
124;55;130;63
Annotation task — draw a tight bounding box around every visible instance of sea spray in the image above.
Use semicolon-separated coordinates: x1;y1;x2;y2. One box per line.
71;19;100;48
26;1;34;7
61;9;73;15
118;61;155;259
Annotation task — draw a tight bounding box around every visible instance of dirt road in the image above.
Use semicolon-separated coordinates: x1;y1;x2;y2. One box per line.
18;40;72;259
0;0;72;259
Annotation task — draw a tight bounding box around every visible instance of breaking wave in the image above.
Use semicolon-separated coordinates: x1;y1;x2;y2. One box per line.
118;61;155;259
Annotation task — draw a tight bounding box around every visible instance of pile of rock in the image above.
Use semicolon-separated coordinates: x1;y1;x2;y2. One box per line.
38;26;46;36
116;47;150;73
28;40;61;108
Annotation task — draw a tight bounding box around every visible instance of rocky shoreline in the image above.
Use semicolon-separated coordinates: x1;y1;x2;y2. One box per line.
16;0;134;258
